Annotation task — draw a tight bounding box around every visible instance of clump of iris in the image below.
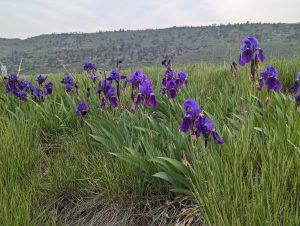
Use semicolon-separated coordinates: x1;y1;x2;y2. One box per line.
238;37;266;82
179;98;224;148
4;73;52;102
161;59;188;99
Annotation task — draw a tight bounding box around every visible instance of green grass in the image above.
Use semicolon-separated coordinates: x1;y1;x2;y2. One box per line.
0;57;299;225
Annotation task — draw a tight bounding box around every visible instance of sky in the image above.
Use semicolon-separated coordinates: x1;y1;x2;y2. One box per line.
1;0;299;39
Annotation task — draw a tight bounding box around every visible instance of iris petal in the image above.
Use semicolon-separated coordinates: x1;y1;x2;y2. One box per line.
258;49;266;62
146;93;157;107
109;96;118;108
212;131;224;144
241;49;253;64
168;89;177;99
134;93;143;110
179;116;192;133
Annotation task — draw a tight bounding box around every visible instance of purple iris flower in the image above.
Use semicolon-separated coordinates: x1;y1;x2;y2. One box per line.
34;86;44;101
238;37;266;66
195;116;224;148
107;68;127;98
26;82;35;94
9;73;18;82
127;70;147;86
288;72;300;93
61;75;74;92
76;102;89;116
61;75;73;85
162;59;172;69
259;66;282;92
176;71;188;87
179;98;202;132
133;79;157;110
36;75;47;85
165;79;178;99
65;83;73;92
179;98;224;148
83;61;97;72
162;69;175;86
97;79;118;108
17;80;28;90
17;90;27;102
44;82;53;95
127;70;148;101
107;68;126;82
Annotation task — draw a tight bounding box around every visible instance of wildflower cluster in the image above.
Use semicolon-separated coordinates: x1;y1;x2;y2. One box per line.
161;59;188;99
179;98;224;148
4;73;53;102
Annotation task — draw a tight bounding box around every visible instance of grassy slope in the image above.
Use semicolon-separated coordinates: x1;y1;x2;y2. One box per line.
0;58;300;225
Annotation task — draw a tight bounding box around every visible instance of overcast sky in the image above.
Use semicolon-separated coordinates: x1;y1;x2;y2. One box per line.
1;0;299;39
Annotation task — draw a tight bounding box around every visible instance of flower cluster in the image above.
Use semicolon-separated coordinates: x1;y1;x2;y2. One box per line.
61;75;74;92
179;98;224;148
161;59;188;99
127;70;157;110
97;79;118;108
4;73;53;102
259;66;282;92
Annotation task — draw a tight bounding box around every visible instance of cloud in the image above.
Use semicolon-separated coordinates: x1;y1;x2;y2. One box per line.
0;0;298;39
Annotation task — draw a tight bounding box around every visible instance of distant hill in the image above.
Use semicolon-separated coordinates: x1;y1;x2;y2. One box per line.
0;23;299;74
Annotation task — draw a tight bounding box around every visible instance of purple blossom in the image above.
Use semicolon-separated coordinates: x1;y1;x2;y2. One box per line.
17;90;27;102
83;61;97;72
65;83;73;92
179;98;223;148
34;86;44;101
44;82;54;95
9;73;18;82
259;66;282;92
127;70;147;86
61;75;74;85
176;71;188;87
107;68;126;82
289;71;300;93
36;75;47;85
165;79;178;99
97;79;118;108
162;59;172;69
195;116;224;148
238;37;266;66
162;69;175;86
76;102;89;116
133;79;157;110
17;80;28;90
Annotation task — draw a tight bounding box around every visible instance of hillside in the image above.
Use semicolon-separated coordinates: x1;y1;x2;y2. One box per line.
0;23;299;74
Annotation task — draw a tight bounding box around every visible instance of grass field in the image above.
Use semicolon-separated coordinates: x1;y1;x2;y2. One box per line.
0;57;300;225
